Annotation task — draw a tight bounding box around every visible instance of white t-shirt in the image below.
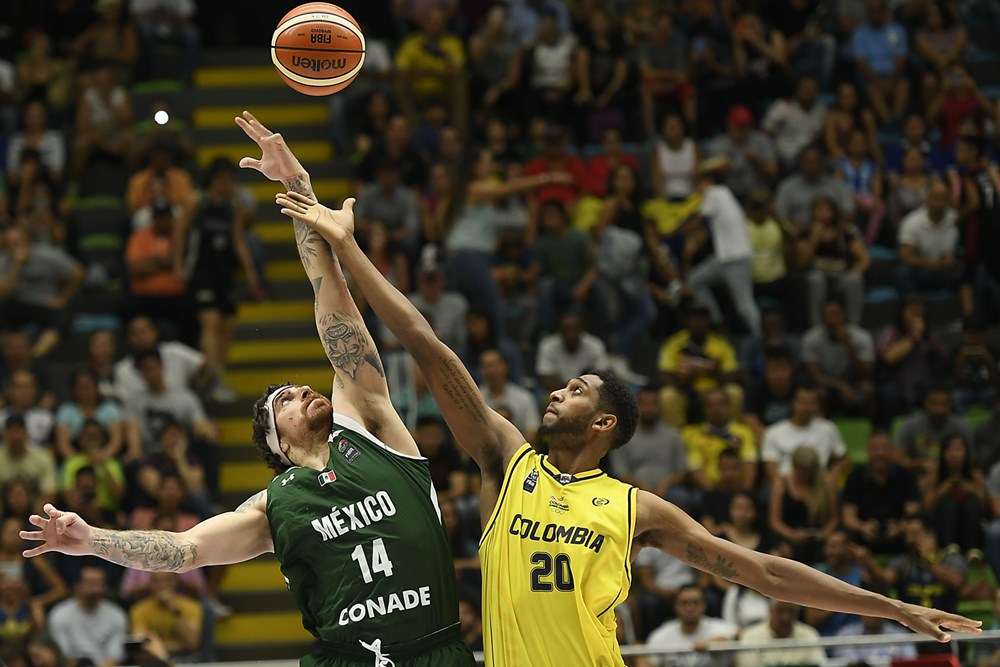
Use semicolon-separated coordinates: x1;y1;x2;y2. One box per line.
530;34;577;88
734;620;825;667
634;547;696;590
113;341;205;398
762;418;847;476
48;599;127;665
646;617;738;667
535;332;609;384
701;185;752;261
761;99;828;163
480;382;540;435
898;206;959;259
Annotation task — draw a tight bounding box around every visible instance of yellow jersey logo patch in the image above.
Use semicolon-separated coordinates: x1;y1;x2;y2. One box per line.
549;495;570;514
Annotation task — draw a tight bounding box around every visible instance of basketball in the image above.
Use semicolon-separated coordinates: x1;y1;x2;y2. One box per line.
271;3;365;97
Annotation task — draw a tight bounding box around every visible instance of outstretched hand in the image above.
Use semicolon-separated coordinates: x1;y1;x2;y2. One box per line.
19;503;94;558
235;110;308;185
894;601;982;642
276;191;356;245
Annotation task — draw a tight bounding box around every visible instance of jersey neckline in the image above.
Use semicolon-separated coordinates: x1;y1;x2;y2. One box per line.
539;454;606;485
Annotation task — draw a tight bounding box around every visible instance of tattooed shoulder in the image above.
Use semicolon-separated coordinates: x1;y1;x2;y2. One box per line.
236;490;267;513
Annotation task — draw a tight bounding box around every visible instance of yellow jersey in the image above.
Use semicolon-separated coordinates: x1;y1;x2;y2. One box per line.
480;444;638;666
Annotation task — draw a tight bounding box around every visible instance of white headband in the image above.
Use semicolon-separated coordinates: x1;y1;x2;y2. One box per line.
264;384;294;467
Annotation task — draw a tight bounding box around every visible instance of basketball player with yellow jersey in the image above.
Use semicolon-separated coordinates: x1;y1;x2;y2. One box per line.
274;163;982;664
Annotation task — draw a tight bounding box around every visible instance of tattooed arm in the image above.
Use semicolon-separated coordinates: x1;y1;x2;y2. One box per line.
633;490;980;641
20;494;273;573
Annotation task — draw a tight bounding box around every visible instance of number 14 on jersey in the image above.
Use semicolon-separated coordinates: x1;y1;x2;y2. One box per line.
352;538;395;583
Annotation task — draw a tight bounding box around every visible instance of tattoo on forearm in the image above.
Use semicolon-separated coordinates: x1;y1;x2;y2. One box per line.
294;221;330;272
282;176;313;198
318;312;385;381
687;543;739;579
90;529;198;572
436;355;488;424
236;490;265;513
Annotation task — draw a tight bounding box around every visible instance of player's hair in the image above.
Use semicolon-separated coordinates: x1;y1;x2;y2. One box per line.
252;382;293;474
718;446;740;461
590;370;638;451
676;583;703;598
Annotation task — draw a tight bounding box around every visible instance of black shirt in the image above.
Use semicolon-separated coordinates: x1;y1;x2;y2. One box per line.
746;378;797;426
841;464;921;524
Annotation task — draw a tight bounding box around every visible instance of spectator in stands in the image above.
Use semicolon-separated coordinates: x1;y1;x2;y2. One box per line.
635;546;696;638
16;32;70;111
393;360;444;433
0;332;55;410
506;0;571;49
130;0;199;82
130;572;202;659
975;395;1000;472
761;76;826;170
0;371;55;449
0;415;56;505
769;446;838;563
478;349;539;444
328;27;393;155
130;474;199;535
733;11;792;111
124;200;195;345
762;385;848;482
956;136;1000;323
134;421;210;518
843;431;922;553
706;106;778;202
130;98;195;169
399;247;468;352
915;1;965;94
358;115;427;189
523;126;587;209
802;299;875;418
851;0;910;125
641;584;736;667
60;420;125;518
458;596;483;653
0;227;83;357
636;11;695;134
657;303;742;428
355;161;421;258
125;142;194;215
876;295;948;425
798;199;869;327
805;531;863;635
887;115;944;178
0;572;44;648
12;158;64;247
832;610;918;661
824;82;881;164
924;433;985;552
885;147;933;246
898;386;973;478
531;199;592;334
54;370;125;462
2;479;37;525
775;146;853;230
684;388;757;498
927;66;997;150
395;9;466;130
734;600;824;667
72;0;138;83
744;346;800;441
837;129;885;238
523;9;577;125
468;6;522;125
413;417;470;502
6;101;65;184
124;349;217;457
897;179;962;292
176;159;260;401
573;7;629;144
48;565;125;665
0;516;67;612
855;515;966;613
953;316;999;415
461;309;522;386
73;66;133;176
535;312;609;393
610;387;687;501
114;315;212;399
651;114;699;206
699;449;749;536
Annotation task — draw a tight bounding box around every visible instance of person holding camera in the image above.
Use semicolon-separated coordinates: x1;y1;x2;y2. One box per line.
128;573;201;660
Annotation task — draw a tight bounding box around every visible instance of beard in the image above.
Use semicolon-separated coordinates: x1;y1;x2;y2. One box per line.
538;412;592;446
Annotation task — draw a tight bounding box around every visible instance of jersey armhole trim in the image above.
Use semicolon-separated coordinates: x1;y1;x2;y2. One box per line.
332;413;427;461
478;443;533;549
624;486;638;586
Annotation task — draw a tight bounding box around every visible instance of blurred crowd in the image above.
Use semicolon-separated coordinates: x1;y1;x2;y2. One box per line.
2;0;1000;665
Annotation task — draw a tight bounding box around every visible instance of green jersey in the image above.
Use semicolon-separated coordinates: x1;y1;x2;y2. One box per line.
265;414;460;648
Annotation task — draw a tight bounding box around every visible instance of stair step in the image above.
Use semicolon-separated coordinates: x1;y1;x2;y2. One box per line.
229;338;325;365
237;299;313;323
216;642;316;662
257;220;295;244
247;178;352;205
197;140;332;169
216;610;314;645
195;104;329;130
236;319;319;341
220;446;261;463
220;460;276;493
219;417;251;447
224;366;333;398
198;49;272;68
195;66;283;89
222;591;299;614
221;559;286;593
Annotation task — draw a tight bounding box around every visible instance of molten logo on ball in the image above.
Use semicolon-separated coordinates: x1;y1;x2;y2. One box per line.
291;55;347;72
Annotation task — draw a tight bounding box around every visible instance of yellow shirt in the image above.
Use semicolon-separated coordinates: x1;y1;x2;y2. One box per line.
481;444;637;666
747;217;786;284
129;596;202;648
394;33;465;97
657;331;738;393
682;422;757;484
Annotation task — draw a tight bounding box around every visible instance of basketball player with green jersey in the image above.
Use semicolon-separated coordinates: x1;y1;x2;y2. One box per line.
18;111;475;667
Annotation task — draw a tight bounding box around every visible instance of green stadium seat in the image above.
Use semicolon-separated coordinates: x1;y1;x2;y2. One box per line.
835;418;873;465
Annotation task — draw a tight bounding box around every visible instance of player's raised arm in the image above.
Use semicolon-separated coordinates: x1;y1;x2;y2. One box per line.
276;191;525;473
634;490;981;642
20;495;274;573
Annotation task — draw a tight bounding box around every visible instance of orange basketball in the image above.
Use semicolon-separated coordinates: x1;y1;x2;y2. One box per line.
271;3;365;96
